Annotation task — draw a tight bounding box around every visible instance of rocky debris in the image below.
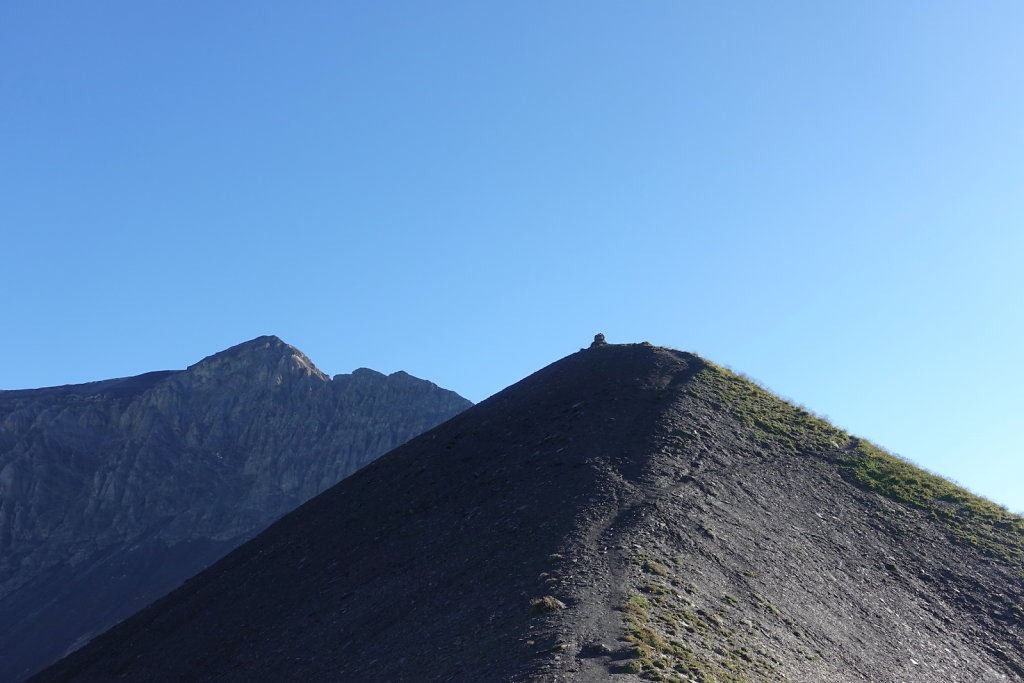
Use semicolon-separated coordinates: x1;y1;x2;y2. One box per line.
0;336;471;682
32;343;1024;683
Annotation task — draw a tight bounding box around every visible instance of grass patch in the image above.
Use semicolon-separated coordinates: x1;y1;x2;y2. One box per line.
696;364;847;453
643;559;670;576
530;596;566;613
842;440;1024;564
624;593;651;615
698;362;1024;566
619;577;785;682
615;659;645;674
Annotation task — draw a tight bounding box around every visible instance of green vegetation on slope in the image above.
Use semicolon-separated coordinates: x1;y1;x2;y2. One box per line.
693;360;1024;566
695;363;847;453
615;554;785;682
842;440;1024;564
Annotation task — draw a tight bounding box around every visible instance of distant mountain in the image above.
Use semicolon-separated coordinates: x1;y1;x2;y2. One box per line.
32;341;1024;682
0;336;471;682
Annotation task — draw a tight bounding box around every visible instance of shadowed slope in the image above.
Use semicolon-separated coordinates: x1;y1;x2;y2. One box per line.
35;344;1023;682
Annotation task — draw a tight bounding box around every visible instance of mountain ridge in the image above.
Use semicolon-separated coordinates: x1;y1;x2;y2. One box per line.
33;342;1023;682
0;336;472;681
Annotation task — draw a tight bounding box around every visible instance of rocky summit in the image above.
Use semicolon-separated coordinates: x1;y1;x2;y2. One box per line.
0;336;471;682
33;343;1024;682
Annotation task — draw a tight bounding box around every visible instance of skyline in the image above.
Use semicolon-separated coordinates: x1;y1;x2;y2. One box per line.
5;329;1020;517
3;2;1022;513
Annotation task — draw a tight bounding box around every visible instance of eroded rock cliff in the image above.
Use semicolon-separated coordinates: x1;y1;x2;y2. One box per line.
0;336;471;681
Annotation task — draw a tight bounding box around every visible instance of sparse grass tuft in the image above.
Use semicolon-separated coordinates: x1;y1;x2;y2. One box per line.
530;596;566;613
623;593;651;615
616;659;645;674
643;581;674;596
643;559;670;576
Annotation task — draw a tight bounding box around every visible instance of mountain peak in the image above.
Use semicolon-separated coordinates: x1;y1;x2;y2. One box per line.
237;334;285;347
186;336;328;383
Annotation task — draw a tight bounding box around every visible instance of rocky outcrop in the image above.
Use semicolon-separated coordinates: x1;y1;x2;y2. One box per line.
0;336;471;682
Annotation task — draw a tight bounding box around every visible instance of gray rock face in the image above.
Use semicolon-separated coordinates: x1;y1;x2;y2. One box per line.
0;336;471;682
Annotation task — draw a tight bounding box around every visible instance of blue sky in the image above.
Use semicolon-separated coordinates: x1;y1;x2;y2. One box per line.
2;2;1022;512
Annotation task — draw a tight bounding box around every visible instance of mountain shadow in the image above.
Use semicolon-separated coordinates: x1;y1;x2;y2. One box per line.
33;342;1023;682
0;336;471;682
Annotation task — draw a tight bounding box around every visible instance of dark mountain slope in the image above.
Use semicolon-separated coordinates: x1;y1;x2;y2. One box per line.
0;336;471;682
35;343;1023;682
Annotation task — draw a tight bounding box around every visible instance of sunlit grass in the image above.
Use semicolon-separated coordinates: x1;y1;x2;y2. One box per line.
695;360;1024;565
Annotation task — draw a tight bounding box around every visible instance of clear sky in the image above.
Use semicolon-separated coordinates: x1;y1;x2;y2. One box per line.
3;2;1022;512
